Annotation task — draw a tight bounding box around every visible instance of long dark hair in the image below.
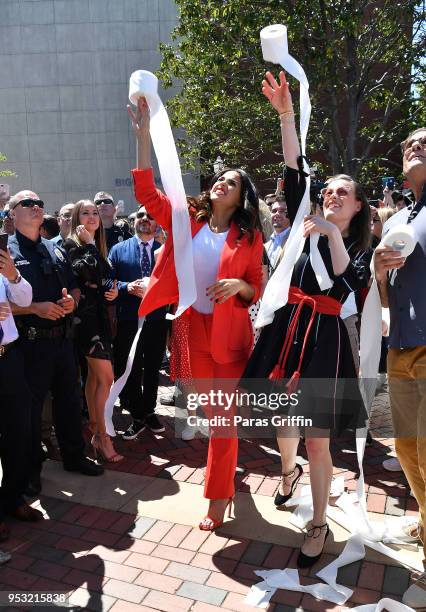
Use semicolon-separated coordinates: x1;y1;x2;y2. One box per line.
325;174;371;251
193;168;261;242
71;199;108;260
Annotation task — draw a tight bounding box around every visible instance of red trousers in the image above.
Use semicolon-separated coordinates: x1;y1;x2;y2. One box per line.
188;309;247;499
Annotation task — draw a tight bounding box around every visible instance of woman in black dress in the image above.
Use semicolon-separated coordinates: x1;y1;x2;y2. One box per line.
244;72;372;566
64;200;122;463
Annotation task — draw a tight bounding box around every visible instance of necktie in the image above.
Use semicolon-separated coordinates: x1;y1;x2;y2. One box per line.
140;242;151;278
0;323;4;345
407;183;426;224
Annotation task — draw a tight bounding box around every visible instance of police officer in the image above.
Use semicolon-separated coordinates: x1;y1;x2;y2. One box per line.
93;191;132;252
0;243;43;542
8;190;104;496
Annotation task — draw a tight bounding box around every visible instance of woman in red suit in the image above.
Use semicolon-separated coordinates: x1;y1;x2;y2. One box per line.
128;98;263;530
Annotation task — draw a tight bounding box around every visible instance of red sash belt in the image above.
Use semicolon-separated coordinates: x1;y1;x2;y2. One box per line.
269;286;342;392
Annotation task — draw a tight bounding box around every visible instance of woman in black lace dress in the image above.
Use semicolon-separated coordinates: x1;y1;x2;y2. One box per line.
63;200;121;463
243;72;372;567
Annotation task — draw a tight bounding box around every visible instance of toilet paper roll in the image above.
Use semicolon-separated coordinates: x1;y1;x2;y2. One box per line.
129;70;161;114
381;224;417;258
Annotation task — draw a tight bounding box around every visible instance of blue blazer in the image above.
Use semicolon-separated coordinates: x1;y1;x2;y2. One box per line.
108;236;161;321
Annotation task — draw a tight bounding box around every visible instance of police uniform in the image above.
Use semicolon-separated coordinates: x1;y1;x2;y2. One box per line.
105;224;132;253
0;273;32;519
8;230;103;486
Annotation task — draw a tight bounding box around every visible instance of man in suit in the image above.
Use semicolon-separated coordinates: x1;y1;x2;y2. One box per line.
264;197;291;277
109;205;169;439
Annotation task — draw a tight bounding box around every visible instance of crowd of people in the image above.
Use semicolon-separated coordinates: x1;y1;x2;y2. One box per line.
0;69;425;608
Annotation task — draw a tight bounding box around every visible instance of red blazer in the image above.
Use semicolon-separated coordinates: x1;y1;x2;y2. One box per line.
132;168;263;364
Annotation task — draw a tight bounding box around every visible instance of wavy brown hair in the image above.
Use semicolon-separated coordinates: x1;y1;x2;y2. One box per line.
70;200;108;260
192;168;261;242
324;174;371;251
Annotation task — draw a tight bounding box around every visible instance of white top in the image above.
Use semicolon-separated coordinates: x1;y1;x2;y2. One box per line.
0;275;33;345
340;292;357;320
192;224;228;314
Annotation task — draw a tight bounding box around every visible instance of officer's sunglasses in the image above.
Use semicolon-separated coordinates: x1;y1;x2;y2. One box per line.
136;211;153;220
95;199;114;206
13;198;45;209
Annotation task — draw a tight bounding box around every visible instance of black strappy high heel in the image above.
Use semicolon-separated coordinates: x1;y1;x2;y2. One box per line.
274;463;303;507
297;522;330;568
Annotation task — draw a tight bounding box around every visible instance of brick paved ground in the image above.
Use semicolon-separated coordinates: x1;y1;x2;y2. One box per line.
0;377;421;611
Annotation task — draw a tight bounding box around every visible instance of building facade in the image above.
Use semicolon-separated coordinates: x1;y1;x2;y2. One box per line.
0;0;199;213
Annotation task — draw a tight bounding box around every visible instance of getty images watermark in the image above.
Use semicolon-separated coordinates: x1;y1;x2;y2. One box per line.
185;389;313;429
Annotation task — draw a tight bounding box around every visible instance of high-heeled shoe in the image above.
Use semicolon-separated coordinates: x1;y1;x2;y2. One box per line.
91;433;123;464
274;463;303;507
297;522;330;568
199;497;234;531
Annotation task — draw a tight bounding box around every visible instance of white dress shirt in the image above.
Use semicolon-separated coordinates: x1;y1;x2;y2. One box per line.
0;275;33;345
266;227;291;268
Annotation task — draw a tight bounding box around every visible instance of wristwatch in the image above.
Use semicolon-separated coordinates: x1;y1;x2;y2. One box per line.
9;270;21;284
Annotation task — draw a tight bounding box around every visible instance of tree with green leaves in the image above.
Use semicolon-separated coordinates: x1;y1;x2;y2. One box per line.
159;0;425;187
0;152;14;178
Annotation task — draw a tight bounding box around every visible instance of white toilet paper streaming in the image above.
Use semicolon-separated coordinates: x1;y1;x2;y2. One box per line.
316;535;366;604
104;317;145;436
360;221;418;403
246;471;421;608
350;598;415;612
129;70;196;320
104;71;197;433
255;24;332;330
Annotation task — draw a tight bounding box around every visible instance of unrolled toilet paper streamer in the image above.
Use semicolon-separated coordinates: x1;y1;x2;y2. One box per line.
245;478;421;608
104;71;197;435
359;222;418;409
129;70;196;320
350;599;415;612
255;24;332;330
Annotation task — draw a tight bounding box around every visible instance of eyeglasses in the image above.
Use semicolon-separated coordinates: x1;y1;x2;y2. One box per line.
14;198;44;209
136;212;153;220
321;187;351;199
95;199;114;206
401;134;426;152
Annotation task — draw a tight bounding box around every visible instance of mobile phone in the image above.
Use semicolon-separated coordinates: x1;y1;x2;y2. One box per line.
0;232;8;252
381;177;396;190
0;184;10;201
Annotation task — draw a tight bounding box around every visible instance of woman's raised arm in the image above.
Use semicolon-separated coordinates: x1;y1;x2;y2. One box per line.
127;97;151;169
262;71;300;170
